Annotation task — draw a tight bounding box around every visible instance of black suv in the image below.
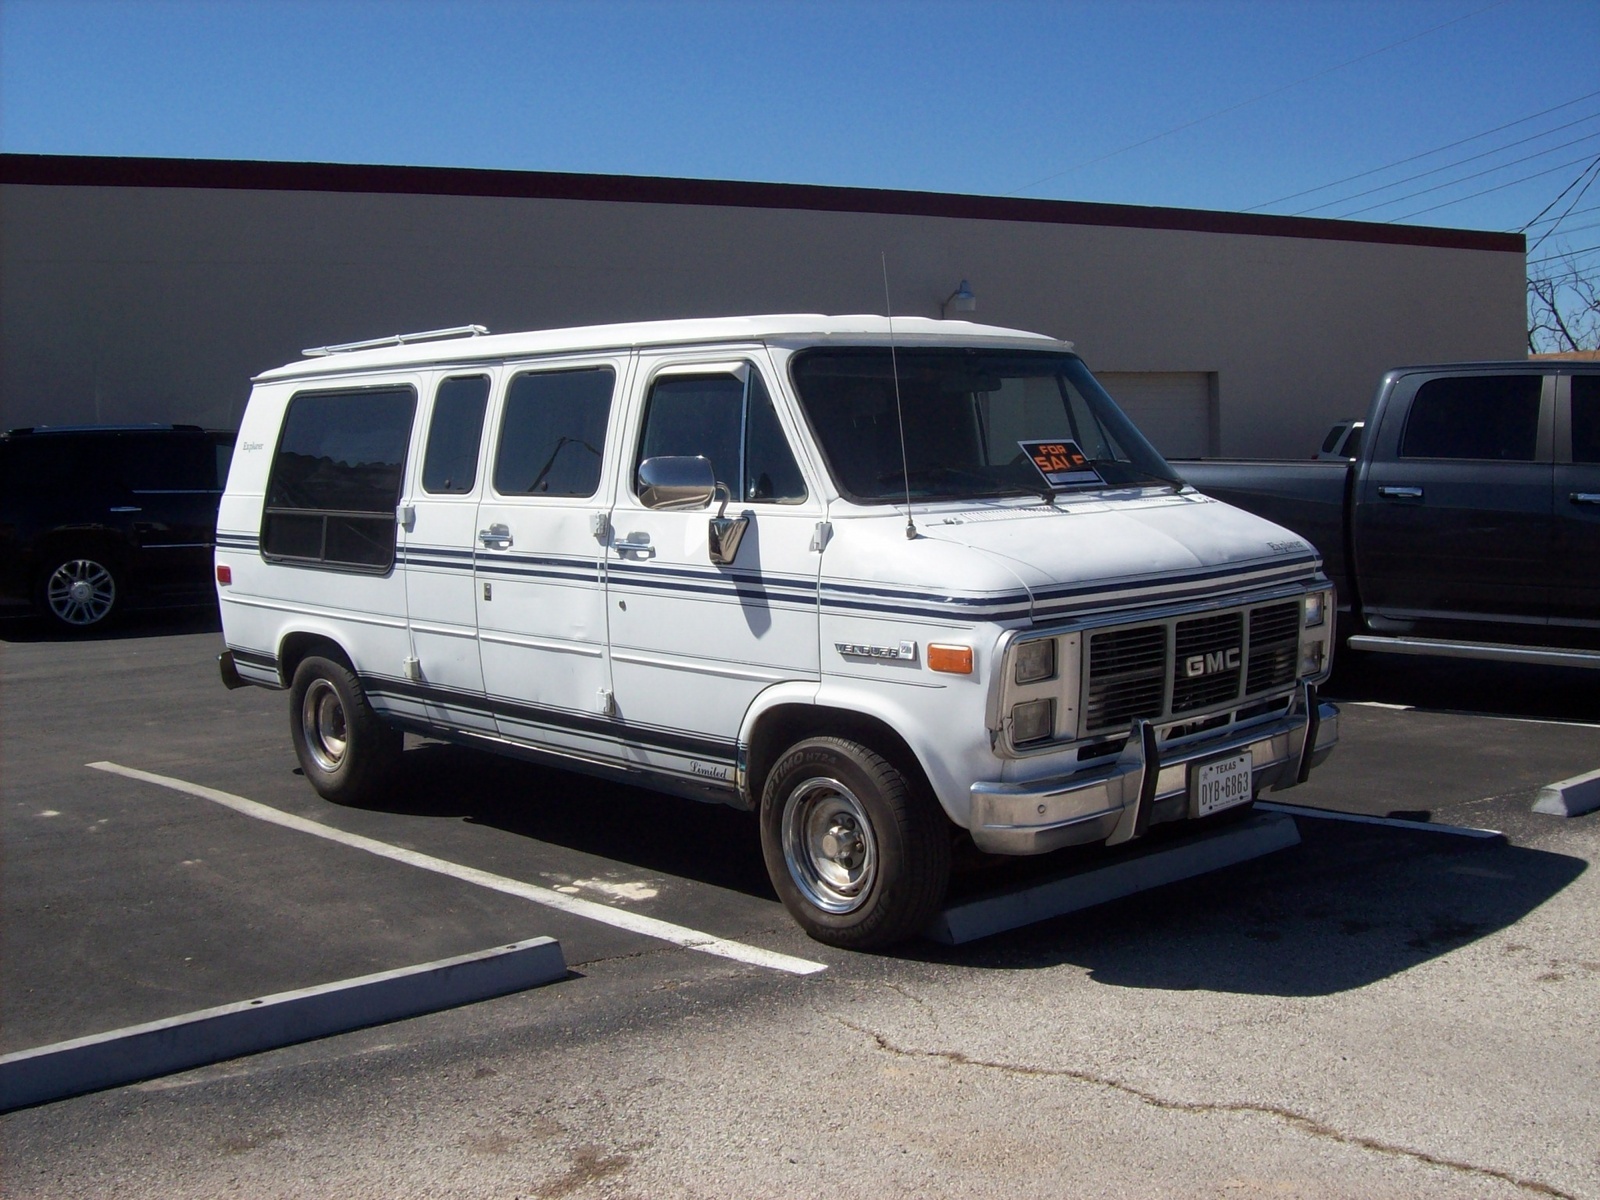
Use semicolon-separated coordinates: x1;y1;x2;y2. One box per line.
0;425;235;632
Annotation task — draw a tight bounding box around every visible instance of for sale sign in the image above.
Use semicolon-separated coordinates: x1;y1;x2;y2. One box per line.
1017;439;1103;488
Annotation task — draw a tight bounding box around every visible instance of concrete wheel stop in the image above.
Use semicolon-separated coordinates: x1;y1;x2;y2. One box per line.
0;935;567;1112
1533;768;1600;818
926;811;1301;945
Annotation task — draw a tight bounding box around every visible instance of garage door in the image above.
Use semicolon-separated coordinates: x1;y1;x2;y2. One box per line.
1096;372;1215;459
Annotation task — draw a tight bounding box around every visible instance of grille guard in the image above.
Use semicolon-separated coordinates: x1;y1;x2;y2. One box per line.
970;683;1338;856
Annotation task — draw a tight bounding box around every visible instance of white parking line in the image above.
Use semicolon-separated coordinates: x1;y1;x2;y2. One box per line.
88;762;827;977
1342;701;1600;730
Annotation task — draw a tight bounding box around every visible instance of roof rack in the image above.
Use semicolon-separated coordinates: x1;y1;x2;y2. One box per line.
301;325;490;357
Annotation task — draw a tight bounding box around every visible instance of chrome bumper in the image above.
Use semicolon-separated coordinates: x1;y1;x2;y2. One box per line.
969;685;1338;855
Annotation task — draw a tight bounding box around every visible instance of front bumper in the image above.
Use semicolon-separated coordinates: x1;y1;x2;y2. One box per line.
969;684;1337;855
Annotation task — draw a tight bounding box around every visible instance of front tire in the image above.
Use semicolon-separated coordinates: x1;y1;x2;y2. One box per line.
37;554;121;632
759;737;950;950
289;656;402;805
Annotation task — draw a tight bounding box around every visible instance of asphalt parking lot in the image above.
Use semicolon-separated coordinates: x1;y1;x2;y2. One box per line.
3;610;1599;1199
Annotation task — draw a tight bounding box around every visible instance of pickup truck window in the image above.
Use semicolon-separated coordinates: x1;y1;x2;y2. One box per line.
1573;375;1600;463
493;367;614;497
1400;374;1541;461
790;349;1178;502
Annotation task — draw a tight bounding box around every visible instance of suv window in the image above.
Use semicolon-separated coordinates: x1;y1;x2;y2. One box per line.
422;375;490;494
263;386;417;570
637;368;806;504
493;367;614;497
1401;375;1542;461
1573;375;1600;464
119;433;218;491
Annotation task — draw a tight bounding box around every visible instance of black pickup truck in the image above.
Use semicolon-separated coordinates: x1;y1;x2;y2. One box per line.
1178;361;1600;668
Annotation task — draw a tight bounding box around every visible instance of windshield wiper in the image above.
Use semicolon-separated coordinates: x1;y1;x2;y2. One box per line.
1088;460;1187;493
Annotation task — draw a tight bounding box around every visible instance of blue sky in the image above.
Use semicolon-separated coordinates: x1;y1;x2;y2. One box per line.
2;0;1597;267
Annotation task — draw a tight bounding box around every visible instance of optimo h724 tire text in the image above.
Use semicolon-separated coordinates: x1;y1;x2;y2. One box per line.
759;736;951;951
288;655;403;806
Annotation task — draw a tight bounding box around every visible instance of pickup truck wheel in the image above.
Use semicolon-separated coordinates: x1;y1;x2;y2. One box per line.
760;737;950;951
37;554;121;632
289;656;402;806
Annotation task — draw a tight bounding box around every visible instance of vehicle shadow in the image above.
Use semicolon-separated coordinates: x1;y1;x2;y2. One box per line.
911;818;1586;996
1325;651;1600;723
0;605;221;644
372;742;1584;996
375;740;778;900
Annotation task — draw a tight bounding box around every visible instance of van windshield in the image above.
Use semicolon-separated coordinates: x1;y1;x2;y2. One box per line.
789;348;1182;503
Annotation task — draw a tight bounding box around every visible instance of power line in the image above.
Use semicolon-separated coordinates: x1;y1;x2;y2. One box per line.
1337;149;1600;220
1526;201;1600;230
1510;155;1600;236
1248;88;1600;211
1386;153;1600;222
1005;0;1510;197
1528;163;1600;252
1528;242;1600;267
1301;126;1600;216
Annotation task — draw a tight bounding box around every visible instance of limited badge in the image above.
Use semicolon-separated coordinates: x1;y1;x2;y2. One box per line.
1018;439;1103;488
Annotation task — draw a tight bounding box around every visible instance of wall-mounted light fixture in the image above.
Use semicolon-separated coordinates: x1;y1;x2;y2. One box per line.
940;280;977;319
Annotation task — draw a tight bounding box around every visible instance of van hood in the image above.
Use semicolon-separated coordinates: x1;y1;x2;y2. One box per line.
824;491;1322;625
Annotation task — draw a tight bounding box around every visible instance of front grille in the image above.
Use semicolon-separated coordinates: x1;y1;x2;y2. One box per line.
1172;612;1243;713
1077;597;1307;737
1085;625;1166;729
1247;602;1301;693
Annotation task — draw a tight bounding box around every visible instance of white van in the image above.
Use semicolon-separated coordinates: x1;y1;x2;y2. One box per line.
216;316;1337;948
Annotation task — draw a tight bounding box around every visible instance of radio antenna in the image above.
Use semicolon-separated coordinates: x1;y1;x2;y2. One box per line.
881;253;917;540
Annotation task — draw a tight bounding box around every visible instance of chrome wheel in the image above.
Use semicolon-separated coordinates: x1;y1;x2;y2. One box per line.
301;678;349;773
781;776;878;914
45;559;117;627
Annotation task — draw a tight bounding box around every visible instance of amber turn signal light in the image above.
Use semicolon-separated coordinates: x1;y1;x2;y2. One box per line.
215;564;232;586
927;644;973;674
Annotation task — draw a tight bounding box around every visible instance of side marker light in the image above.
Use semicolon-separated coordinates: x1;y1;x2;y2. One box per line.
928;644;974;674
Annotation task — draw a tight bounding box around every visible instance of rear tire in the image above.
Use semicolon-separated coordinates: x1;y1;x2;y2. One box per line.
289;655;402;805
759;737;950;951
36;553;122;633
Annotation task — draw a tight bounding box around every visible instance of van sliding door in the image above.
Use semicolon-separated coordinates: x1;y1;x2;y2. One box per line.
474;360;623;756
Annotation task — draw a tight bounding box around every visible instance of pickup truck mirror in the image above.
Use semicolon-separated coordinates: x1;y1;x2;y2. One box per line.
638;455;717;510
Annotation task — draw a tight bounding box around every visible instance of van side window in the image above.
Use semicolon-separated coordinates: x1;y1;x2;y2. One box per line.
422;375;490;494
1400;375;1541;461
1573;375;1600;464
262;386;417;571
493;367;614;497
636;368;806;504
744;373;807;503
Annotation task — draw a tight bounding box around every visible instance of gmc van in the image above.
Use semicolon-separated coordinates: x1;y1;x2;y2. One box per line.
216;316;1337;948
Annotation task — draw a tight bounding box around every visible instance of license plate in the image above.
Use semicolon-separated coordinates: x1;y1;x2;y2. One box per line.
1192;750;1253;817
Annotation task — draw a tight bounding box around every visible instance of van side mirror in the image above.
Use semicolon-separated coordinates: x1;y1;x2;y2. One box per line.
638;456;716;510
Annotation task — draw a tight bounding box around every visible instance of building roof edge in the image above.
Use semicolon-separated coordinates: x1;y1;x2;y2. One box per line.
0;153;1526;255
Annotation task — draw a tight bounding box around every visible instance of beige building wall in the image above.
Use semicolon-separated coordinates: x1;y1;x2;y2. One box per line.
0;162;1527;457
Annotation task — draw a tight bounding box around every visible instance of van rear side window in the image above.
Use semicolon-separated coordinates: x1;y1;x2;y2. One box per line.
263;386;417;571
493;367;614;497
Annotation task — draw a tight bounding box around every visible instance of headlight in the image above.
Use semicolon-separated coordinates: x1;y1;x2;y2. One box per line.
1304;590;1328;628
1011;698;1056;745
1014;638;1056;684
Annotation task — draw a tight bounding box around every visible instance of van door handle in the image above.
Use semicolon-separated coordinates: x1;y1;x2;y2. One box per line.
1377;486;1423;500
478;524;512;548
1571;493;1600;505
